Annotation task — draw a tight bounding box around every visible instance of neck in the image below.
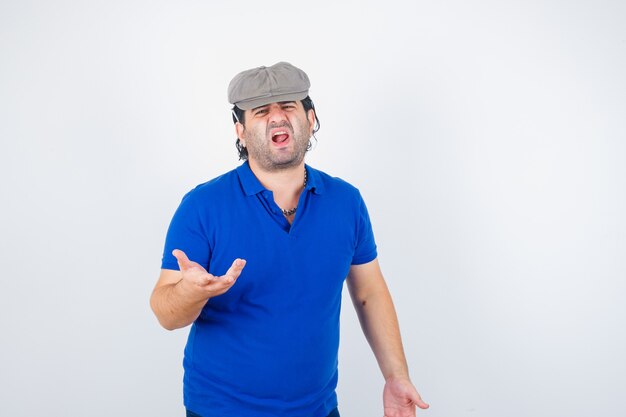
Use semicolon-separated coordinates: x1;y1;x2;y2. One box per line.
248;159;306;221
248;159;306;195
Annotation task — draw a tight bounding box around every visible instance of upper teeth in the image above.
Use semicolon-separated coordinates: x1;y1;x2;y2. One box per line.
273;131;287;136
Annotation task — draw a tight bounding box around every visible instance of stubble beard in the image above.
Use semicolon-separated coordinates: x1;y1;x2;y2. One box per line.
244;121;311;172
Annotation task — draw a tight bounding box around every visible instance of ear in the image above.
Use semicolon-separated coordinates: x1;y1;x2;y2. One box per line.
235;122;246;145
306;109;316;135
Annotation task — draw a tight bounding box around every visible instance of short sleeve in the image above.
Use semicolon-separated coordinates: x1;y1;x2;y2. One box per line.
161;190;211;270
351;193;378;265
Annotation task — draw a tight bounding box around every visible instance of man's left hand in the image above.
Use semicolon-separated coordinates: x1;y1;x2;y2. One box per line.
383;376;429;417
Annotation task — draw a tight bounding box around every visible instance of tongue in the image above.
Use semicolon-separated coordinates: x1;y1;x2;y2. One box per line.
273;134;289;143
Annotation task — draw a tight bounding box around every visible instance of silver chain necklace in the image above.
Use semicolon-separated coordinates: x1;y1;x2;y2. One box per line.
280;169;307;216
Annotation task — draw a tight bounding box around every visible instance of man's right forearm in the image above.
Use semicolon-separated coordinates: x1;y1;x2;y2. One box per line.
150;282;208;330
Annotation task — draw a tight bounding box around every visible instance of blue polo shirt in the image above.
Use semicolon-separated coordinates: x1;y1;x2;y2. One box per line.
161;161;377;417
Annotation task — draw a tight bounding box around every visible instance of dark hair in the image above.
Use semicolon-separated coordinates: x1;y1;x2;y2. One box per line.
232;96;320;160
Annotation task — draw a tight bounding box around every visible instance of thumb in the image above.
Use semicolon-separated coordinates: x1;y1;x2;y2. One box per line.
172;249;193;271
413;393;429;410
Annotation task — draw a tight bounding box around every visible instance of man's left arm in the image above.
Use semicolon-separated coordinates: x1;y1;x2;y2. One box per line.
347;258;429;417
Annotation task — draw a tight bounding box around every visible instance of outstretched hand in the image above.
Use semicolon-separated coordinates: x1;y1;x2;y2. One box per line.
172;249;246;301
383;376;429;417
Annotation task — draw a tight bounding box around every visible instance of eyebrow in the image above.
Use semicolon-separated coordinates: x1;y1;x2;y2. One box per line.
251;101;297;112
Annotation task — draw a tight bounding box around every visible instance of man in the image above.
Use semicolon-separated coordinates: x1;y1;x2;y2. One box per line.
150;62;428;417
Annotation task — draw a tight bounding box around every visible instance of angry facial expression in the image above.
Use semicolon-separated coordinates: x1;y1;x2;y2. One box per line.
236;101;315;172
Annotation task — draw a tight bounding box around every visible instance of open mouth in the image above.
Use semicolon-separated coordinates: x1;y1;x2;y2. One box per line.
271;130;290;144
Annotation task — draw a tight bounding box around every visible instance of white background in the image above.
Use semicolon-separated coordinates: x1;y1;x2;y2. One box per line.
1;1;625;416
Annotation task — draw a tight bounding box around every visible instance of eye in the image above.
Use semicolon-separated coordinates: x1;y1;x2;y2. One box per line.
254;108;268;116
282;104;296;110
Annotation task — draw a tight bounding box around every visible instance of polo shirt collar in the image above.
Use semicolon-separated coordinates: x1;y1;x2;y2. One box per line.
304;164;325;195
236;161;325;196
236;161;265;196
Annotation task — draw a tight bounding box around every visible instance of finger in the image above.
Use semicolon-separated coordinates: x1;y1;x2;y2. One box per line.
197;259;245;291
172;249;193;271
416;400;429;410
413;394;429;410
190;271;217;287
221;258;247;283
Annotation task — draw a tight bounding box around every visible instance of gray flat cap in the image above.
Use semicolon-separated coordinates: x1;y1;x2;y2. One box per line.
227;62;310;110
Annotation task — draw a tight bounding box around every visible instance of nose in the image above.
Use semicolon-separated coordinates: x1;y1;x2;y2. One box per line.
267;104;287;124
